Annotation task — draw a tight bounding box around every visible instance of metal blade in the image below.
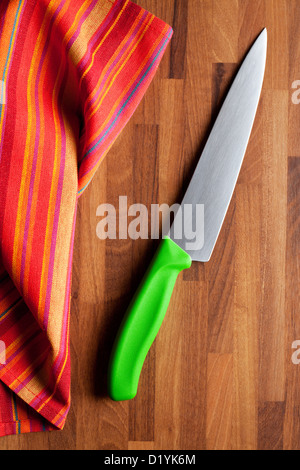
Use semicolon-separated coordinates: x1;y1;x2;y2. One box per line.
169;29;267;262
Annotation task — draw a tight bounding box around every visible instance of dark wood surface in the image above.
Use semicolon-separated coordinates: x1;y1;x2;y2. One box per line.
1;0;300;450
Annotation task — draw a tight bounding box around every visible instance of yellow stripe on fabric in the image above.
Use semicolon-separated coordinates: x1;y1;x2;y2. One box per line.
45;138;77;358
64;0;93;45
69;0;114;67
37;65;63;324
22;63;47;298
78;24;169;190
37;0;81;323
86;23;168;149
83;8;145;117
12;0;60;285
22;0;72;298
79;0;130;89
37;312;70;414
39;100;78;364
36;0;86;328
9;352;46;390
87;14;154;123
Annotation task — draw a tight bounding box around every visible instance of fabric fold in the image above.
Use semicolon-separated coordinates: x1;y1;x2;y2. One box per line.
0;0;172;437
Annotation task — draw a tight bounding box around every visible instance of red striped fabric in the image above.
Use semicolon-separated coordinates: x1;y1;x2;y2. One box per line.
0;0;172;436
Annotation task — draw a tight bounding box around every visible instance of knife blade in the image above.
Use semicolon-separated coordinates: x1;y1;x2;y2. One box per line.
108;29;267;401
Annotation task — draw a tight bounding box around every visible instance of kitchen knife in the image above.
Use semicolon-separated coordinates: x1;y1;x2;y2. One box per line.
108;29;267;401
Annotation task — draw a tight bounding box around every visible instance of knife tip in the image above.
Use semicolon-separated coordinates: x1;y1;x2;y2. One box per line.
255;28;267;55
261;28;267;40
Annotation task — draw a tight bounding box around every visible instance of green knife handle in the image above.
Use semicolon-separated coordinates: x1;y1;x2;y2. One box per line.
108;237;192;401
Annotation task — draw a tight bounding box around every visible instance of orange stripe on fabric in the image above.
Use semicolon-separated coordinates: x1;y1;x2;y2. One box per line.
22;64;47;298
78;24;169;192
0;0;23;135
37;69;63;324
52;393;69;426
83;8;145;115
64;0;93;45
69;0;112;66
9;351;46;390
78;147;111;193
36;1;80;324
0;333;46;381
87;14;155;124
87;23;169;149
0;2;19;74
36;0;86;326
45;143;77;360
20;418;31;434
79;0;130;89
35;0;86;317
22;0;72;298
34;1;88;381
37;305;70;414
12;0;62;285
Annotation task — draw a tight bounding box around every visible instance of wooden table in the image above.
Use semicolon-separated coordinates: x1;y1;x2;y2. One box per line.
1;0;300;451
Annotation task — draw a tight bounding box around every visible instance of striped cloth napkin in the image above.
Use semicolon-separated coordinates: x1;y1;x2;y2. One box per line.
0;0;172;437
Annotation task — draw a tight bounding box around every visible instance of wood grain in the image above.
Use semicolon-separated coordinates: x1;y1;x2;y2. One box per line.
1;0;300;450
206;354;233;449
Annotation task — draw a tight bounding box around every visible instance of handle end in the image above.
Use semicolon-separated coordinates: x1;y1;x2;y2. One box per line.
108;381;137;402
